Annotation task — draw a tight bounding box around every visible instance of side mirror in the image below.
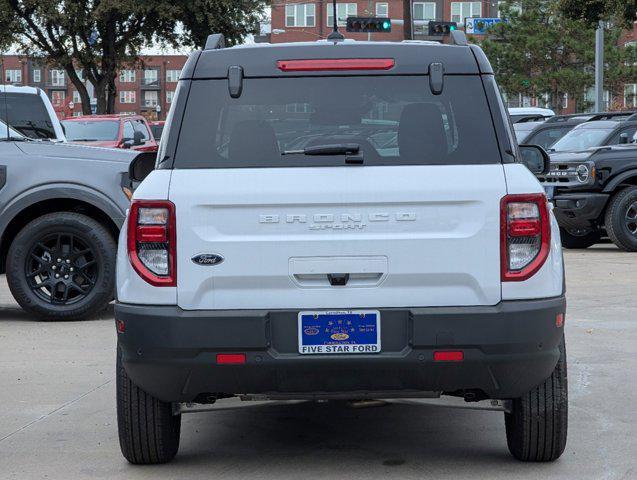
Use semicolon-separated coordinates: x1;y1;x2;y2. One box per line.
133;130;145;146
519;144;550;175
121;139;134;149
129;152;157;183
619;133;630;144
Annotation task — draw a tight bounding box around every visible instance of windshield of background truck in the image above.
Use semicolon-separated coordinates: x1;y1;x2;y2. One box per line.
62;120;120;142
551;127;610;152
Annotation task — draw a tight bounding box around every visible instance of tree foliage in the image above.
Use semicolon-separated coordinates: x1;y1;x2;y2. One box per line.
479;0;637;113
559;0;636;27
0;0;266;114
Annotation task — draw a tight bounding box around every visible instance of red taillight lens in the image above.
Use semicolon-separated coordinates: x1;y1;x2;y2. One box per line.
127;200;176;287
277;58;395;72
501;194;551;282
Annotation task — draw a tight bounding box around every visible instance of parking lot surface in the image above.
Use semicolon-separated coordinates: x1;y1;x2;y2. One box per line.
0;245;635;480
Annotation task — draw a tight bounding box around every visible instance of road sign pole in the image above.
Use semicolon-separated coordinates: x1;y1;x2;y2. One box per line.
595;20;604;112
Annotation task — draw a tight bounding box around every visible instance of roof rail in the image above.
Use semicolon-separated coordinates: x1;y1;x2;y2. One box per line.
586;111;635;122
450;30;468;46
205;34;226;50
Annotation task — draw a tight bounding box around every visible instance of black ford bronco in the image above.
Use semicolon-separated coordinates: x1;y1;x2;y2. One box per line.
539;143;637;250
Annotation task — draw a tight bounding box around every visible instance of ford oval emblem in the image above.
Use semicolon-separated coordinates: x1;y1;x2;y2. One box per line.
191;254;224;266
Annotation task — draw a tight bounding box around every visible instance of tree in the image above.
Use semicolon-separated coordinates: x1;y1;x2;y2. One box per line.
0;0;266;114
559;0;636;27
479;0;636;113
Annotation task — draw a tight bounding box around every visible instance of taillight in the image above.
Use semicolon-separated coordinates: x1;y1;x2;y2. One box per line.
127;200;176;286
501;194;551;282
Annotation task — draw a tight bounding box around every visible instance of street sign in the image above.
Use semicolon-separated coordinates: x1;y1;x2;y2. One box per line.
465;17;503;35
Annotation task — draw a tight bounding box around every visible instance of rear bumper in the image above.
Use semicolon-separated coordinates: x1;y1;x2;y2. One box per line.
115;296;566;403
553;192;609;230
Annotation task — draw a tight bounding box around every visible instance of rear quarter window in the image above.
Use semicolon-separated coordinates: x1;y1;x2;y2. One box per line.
174;75;502;168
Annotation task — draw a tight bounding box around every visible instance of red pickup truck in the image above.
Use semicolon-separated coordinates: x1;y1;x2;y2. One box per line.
61;114;158;152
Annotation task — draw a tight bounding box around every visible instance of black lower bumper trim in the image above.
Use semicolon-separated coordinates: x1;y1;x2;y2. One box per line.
116;297;566;402
553;192;608;230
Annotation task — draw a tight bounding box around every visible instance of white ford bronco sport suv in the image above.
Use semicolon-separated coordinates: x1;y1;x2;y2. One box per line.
115;33;567;465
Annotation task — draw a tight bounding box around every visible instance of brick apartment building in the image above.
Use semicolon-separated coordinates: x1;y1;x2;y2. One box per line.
271;1;637;113
270;1;499;42
0;54;188;120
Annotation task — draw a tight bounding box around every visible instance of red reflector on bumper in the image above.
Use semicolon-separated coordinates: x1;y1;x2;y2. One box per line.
116;319;125;333
434;351;464;362
556;313;565;328
216;354;246;365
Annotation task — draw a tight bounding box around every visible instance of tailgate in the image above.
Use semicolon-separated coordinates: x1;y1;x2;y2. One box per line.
170;164;506;310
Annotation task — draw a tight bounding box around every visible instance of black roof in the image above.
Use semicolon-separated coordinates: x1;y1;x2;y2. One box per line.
181;38;493;80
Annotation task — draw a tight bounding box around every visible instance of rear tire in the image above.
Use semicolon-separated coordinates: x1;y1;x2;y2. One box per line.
117;346;181;464
559;228;600;249
604;187;637;251
505;335;568;462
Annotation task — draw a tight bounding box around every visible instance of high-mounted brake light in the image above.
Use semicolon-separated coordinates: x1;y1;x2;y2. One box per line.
128;200;176;287
501;194;551;282
277;58;395;72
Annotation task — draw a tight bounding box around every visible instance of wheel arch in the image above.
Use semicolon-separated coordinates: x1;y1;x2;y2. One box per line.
0;186;126;274
602;170;637;193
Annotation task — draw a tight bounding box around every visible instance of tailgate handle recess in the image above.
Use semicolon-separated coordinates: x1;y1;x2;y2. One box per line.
327;273;350;286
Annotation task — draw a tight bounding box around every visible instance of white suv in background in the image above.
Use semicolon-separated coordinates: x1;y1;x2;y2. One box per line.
0;85;66;141
115;34;567;465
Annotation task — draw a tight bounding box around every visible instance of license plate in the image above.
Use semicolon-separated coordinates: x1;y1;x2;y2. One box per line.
544;185;555;200
298;310;381;355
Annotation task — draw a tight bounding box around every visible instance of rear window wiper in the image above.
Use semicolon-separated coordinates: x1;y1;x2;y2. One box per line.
282;143;360;156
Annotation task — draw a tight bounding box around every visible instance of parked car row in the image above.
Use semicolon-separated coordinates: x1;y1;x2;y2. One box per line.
511;108;637;251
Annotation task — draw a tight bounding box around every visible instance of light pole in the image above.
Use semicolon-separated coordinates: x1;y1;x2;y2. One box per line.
595;20;604;112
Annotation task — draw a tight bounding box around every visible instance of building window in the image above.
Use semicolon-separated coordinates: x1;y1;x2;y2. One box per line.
75;69;84;81
413;2;436;21
144;91;158;107
285;3;316;27
50;69;65;86
624;84;637;108
32;69;41;83
166;69;181;82
50;90;65;106
376;2;388;17
166;90;175;104
120;91;136;104
327;3;357;27
5;69;22;84
450;2;482;25
143;69;158;86
119;70;136;83
72;112;83;117
72;90;82;104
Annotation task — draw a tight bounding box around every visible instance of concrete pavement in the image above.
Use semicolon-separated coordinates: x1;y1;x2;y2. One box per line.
0;246;635;479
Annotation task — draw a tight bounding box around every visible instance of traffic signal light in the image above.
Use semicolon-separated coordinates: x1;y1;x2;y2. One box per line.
428;21;458;36
346;17;392;33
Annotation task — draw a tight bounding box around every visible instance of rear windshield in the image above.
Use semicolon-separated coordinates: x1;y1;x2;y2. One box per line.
62;120;120;142
2;93;56;139
174;76;501;168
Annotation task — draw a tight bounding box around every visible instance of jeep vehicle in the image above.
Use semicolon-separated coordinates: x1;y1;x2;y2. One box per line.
0;85;66;141
62;114;158;152
549;113;637;153
538;143;637;250
0;106;147;319
115;33;567;465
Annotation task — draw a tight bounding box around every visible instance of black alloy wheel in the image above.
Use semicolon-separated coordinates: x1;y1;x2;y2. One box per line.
7;212;116;320
605;187;637;251
26;233;98;305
